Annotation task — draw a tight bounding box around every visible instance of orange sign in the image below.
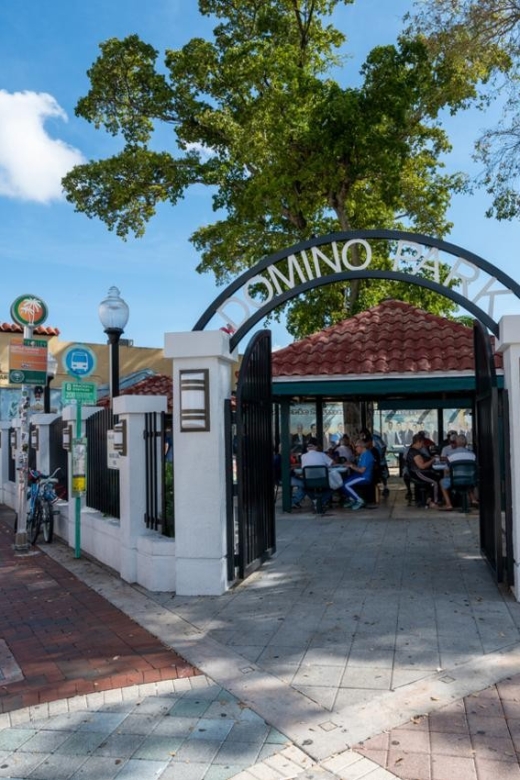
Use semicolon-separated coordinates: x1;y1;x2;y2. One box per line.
9;338;48;384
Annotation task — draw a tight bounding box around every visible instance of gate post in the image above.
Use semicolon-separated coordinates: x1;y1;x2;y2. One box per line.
496;315;520;598
164;330;236;595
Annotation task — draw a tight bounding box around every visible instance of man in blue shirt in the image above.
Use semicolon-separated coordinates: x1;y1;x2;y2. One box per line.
341;439;374;510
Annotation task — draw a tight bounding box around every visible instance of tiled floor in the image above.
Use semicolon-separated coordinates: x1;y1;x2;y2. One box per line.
355;674;520;779
0;679;290;780
3;487;520;780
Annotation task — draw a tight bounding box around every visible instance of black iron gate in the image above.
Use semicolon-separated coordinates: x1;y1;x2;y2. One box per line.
235;330;275;580
474;321;504;582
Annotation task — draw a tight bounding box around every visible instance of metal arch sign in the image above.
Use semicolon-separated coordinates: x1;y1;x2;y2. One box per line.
10;294;48;328
192;229;520;348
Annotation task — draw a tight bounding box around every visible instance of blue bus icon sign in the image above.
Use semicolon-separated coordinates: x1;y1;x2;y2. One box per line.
63;345;97;378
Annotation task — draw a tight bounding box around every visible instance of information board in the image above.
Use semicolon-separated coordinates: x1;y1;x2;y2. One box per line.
61;382;97;405
9;338;48;385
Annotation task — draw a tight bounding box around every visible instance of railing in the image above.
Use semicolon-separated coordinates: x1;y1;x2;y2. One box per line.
28;423;37;471
86;407;120;519
49;418;68;499
8;427;15;482
144;411;171;534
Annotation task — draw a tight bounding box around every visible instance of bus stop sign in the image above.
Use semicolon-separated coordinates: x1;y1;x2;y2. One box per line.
63;344;97;379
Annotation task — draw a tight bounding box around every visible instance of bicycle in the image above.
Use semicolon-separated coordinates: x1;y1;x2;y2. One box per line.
26;467;61;545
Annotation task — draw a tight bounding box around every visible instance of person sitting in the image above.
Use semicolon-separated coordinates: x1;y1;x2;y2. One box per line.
440;430;458;460
406;432;453;509
335;434;354;462
326;446;341;464
291;437;333;508
341;439;374;510
440;434;478;507
360;427;389;493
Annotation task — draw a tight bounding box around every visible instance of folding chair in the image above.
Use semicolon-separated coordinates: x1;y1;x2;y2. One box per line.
449;459;477;513
303;465;331;514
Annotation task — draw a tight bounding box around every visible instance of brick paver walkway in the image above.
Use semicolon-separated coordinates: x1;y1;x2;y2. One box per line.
0;513;200;713
355;678;520;780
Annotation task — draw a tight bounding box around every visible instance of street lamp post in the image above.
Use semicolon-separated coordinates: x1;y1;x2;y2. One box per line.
44;352;58;413
98;287;129;404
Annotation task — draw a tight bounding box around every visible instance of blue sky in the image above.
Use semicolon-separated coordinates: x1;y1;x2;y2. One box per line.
1;0;520;351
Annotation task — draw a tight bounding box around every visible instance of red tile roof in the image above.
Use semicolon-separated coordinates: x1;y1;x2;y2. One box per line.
272;300;502;377
0;323;60;336
98;374;172;410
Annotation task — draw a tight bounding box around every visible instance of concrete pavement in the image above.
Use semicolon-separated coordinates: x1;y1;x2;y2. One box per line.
1;483;520;778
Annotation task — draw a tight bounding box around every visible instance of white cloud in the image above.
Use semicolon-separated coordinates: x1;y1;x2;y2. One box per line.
0;90;85;203
185;141;215;161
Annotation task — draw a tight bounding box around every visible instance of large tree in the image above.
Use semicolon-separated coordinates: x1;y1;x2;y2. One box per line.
408;0;520;221
63;0;486;338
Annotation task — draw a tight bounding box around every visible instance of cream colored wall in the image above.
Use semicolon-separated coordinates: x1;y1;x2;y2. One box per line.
0;333;172;389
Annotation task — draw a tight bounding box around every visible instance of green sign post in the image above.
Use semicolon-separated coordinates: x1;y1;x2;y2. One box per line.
61;345;97;559
61;380;97;558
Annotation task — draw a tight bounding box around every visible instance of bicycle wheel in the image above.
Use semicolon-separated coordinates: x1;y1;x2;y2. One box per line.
41;500;54;543
28;501;42;545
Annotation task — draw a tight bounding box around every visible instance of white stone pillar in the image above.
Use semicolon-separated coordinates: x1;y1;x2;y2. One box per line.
164;330;236;596
496;315;520;599
113;395;167;583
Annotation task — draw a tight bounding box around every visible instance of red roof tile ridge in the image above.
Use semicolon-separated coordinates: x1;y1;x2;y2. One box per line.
272;300;500;376
0;322;60;335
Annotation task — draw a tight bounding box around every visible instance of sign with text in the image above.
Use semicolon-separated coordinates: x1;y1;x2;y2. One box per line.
72;438;87;497
62;382;97;405
9;338;48;385
107;430;121;470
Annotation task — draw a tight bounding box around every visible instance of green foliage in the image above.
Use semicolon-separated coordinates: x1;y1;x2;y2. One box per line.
63;0;485;338
409;0;520;221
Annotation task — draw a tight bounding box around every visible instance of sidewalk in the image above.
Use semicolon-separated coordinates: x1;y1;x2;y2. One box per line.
0;512;199;714
1;488;520;779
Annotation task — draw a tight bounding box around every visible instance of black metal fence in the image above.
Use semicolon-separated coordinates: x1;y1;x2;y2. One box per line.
86;407;120;519
8;427;15;482
144;411;172;534
28;424;36;471
49;418;68;499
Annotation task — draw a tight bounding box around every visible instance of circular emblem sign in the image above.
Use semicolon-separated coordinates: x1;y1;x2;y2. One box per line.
62;344;97;379
10;295;48;327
